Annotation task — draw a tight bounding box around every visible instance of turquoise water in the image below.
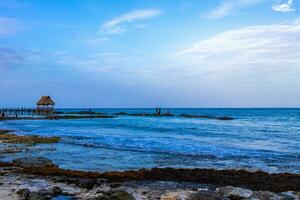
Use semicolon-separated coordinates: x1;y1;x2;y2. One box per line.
0;108;300;173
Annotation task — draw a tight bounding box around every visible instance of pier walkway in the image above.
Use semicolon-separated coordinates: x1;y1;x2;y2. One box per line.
0;108;54;118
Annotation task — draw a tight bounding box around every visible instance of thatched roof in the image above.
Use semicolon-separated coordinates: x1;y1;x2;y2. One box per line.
36;96;55;106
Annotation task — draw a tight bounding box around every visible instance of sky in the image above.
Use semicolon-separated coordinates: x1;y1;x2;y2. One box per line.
0;0;299;108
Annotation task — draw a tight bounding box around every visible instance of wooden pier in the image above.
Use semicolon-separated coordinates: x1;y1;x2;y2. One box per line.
0;96;56;118
0;107;54;118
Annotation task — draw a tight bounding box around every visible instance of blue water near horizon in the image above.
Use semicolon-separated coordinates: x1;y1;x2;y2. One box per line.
0;108;300;174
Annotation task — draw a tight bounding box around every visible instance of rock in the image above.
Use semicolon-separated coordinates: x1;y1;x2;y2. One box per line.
189;191;225;200
110;183;122;188
161;192;180;200
93;195;110;200
279;191;300;200
0;146;23;153
28;191;51;200
17;188;52;200
17;188;30;200
12;157;57;168
52;186;63;195
247;191;281;200
228;195;245;200
218;186;253;199
77;179;96;189
109;190;135;200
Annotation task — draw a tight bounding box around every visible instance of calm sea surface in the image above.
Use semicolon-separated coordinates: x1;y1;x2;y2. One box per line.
0;108;299;173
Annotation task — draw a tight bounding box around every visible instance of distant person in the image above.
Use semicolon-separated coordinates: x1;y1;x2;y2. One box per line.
1;112;5;118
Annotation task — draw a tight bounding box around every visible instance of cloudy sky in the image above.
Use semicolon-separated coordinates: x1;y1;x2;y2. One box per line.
0;0;299;108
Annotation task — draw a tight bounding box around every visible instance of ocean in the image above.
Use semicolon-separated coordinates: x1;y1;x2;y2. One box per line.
0;108;299;173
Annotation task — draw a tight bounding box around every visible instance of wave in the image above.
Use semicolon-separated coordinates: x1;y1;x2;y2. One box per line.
61;140;218;160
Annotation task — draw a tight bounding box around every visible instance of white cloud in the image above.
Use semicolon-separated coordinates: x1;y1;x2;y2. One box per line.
272;0;295;12
205;0;264;19
0;17;20;36
101;9;161;34
176;19;300;77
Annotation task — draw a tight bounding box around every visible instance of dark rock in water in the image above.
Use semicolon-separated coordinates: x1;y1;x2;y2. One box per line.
227;195;244;200
52;186;63;195
12;157;57;168
114;112;174;117
77;178;97;189
107;190;135;200
216;116;234;120
17;188;52;200
0;146;24;153
114;112;128;115
28;191;51;200
189;191;225;200
0;131;60;144
17;188;30;200
110;183;122;188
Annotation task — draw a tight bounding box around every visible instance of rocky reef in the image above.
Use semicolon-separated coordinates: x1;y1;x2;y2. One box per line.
114;112;233;120
0;129;299;199
0;157;299;200
114;112;174;117
0;130;60;144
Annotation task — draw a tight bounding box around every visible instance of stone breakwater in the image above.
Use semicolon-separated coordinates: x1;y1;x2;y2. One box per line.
0;157;300;200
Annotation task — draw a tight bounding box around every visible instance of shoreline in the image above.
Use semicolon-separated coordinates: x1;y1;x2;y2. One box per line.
1;160;300;192
1;159;300;200
1;129;300;199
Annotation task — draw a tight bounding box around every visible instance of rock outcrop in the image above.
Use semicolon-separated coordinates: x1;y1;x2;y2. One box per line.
12;157;57;169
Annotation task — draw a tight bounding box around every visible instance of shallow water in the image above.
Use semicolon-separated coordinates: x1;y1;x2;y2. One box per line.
0;108;300;173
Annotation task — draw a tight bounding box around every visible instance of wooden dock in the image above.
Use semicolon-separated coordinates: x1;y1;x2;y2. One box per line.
0;108;54;118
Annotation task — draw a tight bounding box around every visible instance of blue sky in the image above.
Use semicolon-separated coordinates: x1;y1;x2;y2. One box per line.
0;0;299;108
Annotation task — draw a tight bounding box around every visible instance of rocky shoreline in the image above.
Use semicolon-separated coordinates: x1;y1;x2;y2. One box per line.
1;158;300;200
1;130;300;199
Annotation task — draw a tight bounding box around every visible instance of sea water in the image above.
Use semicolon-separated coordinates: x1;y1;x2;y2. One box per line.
0;108;299;173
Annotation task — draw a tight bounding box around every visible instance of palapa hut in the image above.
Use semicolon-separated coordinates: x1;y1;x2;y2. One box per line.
36;96;55;115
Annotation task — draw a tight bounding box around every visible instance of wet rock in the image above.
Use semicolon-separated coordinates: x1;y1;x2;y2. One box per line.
77;179;97;189
110;183;122;188
28;191;51;200
247;191;281;200
189;191;225;200
0;131;60;144
218;186;253;199
52;186;63;195
279;191;300;200
17;188;30;200
93;195;110;200
0;146;24;153
12;157;57;168
109;190;135;200
228;195;245;200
